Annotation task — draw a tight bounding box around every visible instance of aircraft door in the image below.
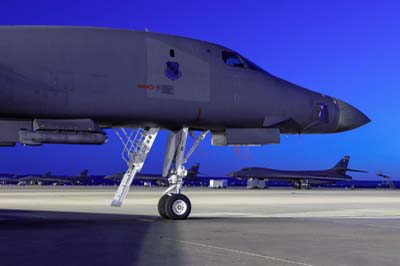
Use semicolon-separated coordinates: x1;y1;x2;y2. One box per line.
219;51;248;105
145;37;211;103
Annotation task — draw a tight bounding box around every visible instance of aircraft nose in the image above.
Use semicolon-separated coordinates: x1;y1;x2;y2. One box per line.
336;99;370;132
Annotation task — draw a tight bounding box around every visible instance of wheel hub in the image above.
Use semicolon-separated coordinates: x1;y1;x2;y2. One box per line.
172;199;187;215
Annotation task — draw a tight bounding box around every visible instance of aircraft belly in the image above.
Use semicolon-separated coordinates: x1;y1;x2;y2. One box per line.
274;176;343;182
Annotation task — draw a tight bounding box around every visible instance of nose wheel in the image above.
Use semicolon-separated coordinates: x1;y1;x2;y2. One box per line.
158;193;191;220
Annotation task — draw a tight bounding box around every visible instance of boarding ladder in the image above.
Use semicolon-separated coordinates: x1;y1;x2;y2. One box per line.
111;127;159;207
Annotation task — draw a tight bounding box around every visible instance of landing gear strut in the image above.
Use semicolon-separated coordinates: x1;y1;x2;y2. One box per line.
157;128;208;220
292;179;311;190
111;127;208;220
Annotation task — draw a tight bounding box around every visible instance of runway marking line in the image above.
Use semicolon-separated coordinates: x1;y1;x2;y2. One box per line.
161;236;321;266
136;218;155;223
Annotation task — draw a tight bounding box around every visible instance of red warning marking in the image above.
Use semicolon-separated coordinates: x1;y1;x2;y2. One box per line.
137;84;156;90
234;145;241;158
195;107;203;122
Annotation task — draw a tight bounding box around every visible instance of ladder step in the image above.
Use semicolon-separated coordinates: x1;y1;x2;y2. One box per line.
111;128;159;208
111;169;138;207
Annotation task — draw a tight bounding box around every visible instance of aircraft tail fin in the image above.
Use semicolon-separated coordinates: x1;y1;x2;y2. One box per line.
330;156;350;175
187;163;200;179
70;169;89;184
44;171;51;177
80;169;89;177
330;156;367;175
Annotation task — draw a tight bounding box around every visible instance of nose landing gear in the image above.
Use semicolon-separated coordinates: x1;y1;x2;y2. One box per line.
111;127;208;220
157;128;208;219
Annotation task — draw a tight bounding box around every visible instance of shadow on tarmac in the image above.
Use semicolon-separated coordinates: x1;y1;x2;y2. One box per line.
2;210;400;266
0;210;183;266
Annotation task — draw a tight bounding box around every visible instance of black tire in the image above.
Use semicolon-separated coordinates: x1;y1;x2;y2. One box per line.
157;194;170;219
165;194;191;220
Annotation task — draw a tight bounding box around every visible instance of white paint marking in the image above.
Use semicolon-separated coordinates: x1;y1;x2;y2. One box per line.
136;218;154;223
161;237;321;266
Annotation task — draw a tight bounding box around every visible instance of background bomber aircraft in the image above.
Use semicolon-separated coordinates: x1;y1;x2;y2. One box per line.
16;169;89;186
0;26;370;219
228;156;367;189
0;170;89;185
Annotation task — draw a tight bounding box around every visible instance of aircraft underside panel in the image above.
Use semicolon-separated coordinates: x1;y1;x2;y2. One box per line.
0;118;106;146
145;38;210;102
211;128;280;146
0;120;32;146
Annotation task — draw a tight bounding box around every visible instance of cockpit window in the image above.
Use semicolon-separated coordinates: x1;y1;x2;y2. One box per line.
222;51;245;68
222;51;265;72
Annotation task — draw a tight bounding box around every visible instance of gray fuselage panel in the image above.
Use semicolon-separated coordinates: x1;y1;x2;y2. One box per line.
0;26;366;133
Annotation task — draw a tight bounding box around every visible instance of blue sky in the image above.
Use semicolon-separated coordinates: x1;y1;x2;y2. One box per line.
0;1;398;179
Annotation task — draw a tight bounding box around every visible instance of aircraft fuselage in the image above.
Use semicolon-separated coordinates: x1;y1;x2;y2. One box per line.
0;26;369;134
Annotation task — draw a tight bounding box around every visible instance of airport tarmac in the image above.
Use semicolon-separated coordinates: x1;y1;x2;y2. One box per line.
0;187;399;266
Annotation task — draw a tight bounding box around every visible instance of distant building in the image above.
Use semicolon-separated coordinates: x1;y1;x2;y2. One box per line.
143;181;152;187
209;179;227;189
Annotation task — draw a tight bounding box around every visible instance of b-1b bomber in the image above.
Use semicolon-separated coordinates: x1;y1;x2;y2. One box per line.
0;26;369;219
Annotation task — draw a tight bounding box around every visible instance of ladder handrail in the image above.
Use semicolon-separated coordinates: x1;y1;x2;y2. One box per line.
111;127;159;207
113;128;146;165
